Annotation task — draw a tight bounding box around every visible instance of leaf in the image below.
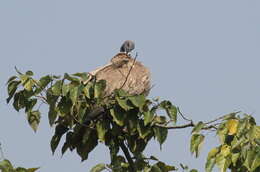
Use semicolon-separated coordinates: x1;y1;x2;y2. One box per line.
72;72;89;81
0;159;14;171
144;110;154;126
6;76;18;84
94;80;106;98
90;163;106;172
244;150;260;171
27;110;41;132
96;120;109;142
151;164;162;172
226;119;239;135
48;105;58;126
69;85;81;104
25;98;37;112
129;95;146;108
50;134;61;154
62;84;70;96
192;121;205;134
116;97;133;111
231;152;240;166
27;167;40;172
64;73;80;83
153;127;168;148
156;161;177;171
6;80;21;103
205;157;216;172
25;70;34;76
23;79;34;91
51;80;62;96
215;154;231;172
110;108;124;126
190;134;205;157
35;75;52;94
137;122;151;139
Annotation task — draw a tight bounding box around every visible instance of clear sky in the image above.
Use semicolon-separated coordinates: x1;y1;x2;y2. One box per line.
0;0;260;171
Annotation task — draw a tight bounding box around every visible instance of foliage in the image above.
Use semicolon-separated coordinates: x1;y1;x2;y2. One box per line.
6;69;260;172
0;159;39;172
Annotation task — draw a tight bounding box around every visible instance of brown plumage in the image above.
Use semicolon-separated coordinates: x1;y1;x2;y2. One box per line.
88;53;151;97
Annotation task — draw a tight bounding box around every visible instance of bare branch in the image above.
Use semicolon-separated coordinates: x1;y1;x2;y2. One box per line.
118;140;136;172
119;53;138;90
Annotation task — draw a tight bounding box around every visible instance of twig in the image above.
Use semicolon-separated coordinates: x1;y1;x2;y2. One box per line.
35;95;48;104
177;107;193;123
119;53;138;90
204;111;241;125
118;140;136;172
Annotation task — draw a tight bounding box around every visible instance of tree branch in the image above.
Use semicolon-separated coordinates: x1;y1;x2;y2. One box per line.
118;140;136;172
120;53;138;90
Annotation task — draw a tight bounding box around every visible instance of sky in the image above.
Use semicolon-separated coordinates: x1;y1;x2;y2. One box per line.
0;0;260;171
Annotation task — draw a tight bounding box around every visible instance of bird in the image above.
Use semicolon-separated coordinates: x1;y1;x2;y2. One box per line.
120;40;135;55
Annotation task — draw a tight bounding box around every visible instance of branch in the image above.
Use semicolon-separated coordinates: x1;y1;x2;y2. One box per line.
120;53;138;90
118;140;136;172
156;122;219;130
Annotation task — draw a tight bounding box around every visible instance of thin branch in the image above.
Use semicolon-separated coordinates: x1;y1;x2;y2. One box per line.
119;53;138;90
177;107;193;123
204;111;241;125
156;122;194;129
118;140;136;172
35;95;48;104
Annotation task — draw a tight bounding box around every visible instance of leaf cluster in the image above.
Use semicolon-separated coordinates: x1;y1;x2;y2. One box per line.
0;159;39;172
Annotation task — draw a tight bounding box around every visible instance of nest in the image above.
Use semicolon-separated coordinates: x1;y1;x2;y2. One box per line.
88;53;151;97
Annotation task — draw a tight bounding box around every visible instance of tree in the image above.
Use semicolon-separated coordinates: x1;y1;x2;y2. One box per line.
4;66;260;172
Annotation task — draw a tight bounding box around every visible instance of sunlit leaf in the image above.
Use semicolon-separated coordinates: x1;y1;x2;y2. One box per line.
110;108;124;126
129;95;146;108
51;80;62;96
190;134;205;157
144;111;154;126
96;120;109;142
226;119;238;135
90;163;106;172
192;121;205;134
27;110;41;132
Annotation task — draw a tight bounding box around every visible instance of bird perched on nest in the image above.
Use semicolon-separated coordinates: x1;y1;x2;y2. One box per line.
84;40;151;120
120;40;135;55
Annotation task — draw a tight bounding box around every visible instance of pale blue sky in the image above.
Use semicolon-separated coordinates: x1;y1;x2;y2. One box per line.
0;1;260;171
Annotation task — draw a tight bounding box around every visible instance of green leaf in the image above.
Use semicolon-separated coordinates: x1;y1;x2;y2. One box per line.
35;75;52;94
24;79;34;91
69;85;81;104
27;167;40;172
96;120;109;142
244;150;260;171
25;98;37;112
6;76;18;84
110;108;124;126
27;110;41;132
215;154;231;172
57;97;72;116
190;169;198;172
137;122;151;139
6;80;21;103
72;72;89;81
83;82;94;99
153;127;168;148
129;95;146;108
192;121;205;134
48;105;58;126
156;161;177;171
50;134;61;154
144;110;154;126
90;163;106;172
62;84;70;96
116;97;133;111
51;80;62;96
205;157;216;172
190;134;205;157
64;73;80;83
0;159;14;171
151;164;162;172
231;152;240;166
25;70;34;76
94;80;106;98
